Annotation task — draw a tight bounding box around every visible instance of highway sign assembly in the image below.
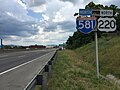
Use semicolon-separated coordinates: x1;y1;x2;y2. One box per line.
79;9;92;16
75;8;117;79
98;17;116;32
76;17;96;34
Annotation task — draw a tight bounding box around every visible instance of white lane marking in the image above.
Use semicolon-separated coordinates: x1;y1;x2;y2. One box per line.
0;52;52;76
0;55;8;58
18;55;25;58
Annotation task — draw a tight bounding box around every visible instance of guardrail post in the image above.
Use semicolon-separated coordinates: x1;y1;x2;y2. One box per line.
45;65;49;72
45;64;51;77
51;52;57;64
48;61;52;65
37;75;47;90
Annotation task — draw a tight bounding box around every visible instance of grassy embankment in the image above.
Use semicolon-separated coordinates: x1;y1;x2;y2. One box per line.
48;35;120;90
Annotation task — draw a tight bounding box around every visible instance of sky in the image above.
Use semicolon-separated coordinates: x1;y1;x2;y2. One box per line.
0;0;119;46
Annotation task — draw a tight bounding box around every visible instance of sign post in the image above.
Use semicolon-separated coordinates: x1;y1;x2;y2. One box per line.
94;29;99;78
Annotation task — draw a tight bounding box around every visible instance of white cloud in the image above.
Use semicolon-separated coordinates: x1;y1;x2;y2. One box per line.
0;0;38;40
1;0;119;45
18;0;27;9
6;12;14;17
83;0;112;5
96;0;112;4
28;0;47;7
29;4;46;13
36;30;73;45
42;14;49;21
53;12;65;22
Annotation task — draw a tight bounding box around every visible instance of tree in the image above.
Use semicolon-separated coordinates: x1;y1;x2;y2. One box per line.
66;30;94;49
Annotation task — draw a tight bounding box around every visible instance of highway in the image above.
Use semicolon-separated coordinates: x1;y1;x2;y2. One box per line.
0;49;56;90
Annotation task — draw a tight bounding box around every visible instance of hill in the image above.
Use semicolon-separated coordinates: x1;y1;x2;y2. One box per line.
75;35;120;78
48;35;120;90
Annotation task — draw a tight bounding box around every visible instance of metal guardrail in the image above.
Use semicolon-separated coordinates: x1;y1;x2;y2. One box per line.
24;50;57;90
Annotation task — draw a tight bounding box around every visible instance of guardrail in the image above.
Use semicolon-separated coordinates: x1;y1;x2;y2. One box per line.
24;50;57;90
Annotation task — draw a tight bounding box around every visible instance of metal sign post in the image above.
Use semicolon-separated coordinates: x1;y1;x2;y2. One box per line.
94;30;99;79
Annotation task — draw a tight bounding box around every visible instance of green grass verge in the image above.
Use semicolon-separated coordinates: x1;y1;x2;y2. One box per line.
75;35;120;78
48;50;118;90
35;85;41;90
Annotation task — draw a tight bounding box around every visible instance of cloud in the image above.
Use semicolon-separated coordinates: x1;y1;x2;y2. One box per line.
28;0;47;7
53;12;65;22
60;0;78;4
29;4;47;13
0;0;39;39
44;23;57;32
58;21;76;32
26;0;48;13
104;0;120;8
37;29;73;45
1;0;119;45
41;18;75;32
0;13;38;37
83;0;117;6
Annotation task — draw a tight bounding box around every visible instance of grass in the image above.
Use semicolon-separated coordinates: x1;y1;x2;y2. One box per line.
46;35;120;90
75;35;120;78
48;49;118;90
35;85;41;90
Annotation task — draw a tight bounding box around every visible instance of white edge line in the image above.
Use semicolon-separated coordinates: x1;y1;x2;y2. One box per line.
23;51;56;90
0;52;53;76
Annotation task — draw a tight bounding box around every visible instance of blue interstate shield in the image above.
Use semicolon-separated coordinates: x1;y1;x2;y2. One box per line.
76;17;96;34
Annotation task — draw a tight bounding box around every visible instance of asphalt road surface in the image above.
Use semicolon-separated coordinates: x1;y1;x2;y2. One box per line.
0;49;56;90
